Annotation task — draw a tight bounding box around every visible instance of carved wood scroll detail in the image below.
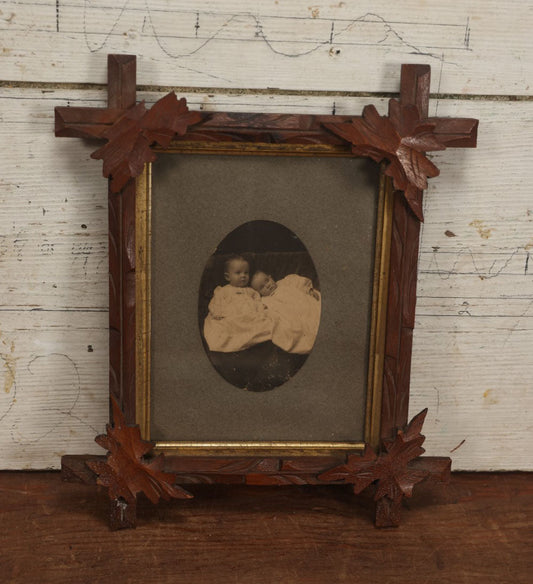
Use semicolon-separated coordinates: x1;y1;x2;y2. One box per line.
87;398;193;508
318;409;430;516
324;100;447;221
91;93;202;193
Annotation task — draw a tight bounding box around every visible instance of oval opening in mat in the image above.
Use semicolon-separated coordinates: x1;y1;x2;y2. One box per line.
198;220;321;392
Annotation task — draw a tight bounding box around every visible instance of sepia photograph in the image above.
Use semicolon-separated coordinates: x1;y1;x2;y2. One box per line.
199;220;321;392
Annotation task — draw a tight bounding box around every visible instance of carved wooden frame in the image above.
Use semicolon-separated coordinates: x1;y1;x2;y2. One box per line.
56;55;478;530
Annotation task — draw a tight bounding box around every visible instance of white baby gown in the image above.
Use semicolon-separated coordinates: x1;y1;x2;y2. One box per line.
262;274;321;354
203;285;273;352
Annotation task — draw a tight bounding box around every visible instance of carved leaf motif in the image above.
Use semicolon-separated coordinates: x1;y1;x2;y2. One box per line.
141;93;203;145
324;101;446;221
318;409;430;501
87;398;193;504
91;93;202;193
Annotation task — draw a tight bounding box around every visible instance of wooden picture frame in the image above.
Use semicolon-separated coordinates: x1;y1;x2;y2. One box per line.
56;55;478;530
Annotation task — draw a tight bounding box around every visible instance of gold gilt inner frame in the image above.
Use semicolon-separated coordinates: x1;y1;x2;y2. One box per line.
135;143;394;457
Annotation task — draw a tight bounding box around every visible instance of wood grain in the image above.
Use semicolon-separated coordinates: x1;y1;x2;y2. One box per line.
0;1;531;95
105;56;137;425
0;471;531;583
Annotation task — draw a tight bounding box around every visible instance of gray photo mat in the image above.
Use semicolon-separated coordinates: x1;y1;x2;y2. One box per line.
150;154;380;442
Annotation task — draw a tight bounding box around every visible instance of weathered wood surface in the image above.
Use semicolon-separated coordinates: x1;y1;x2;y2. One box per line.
0;0;532;472
0;86;532;470
0;471;532;583
411;98;533;470
0;1;531;95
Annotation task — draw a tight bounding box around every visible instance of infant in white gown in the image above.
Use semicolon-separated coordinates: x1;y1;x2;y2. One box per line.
251;271;321;355
203;256;272;352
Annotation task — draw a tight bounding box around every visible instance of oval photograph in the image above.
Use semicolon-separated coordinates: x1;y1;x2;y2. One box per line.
198;220;321;392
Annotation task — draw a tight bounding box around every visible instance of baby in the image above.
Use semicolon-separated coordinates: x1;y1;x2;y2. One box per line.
251;271;321;354
203;256;272;352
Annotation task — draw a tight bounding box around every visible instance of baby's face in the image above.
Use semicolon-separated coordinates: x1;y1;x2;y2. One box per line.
251;272;277;297
225;259;250;287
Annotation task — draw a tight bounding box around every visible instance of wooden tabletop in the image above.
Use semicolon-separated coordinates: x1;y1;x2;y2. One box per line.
1;471;531;584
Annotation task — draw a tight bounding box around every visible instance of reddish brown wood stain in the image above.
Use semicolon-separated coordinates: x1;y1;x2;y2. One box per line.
55;55;478;530
1;472;531;583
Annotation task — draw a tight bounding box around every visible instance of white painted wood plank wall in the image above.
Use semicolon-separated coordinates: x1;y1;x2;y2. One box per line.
1;1;532;95
0;1;531;470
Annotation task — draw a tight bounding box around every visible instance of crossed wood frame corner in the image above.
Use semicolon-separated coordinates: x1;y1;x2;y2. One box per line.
56;55;477;530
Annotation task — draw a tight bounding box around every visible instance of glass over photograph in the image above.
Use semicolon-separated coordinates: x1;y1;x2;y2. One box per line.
148;154;380;442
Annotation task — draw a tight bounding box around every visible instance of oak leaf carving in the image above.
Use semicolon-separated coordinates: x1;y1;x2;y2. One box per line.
318;409;430;501
87;398;193;504
91;93;202;193
324;101;446;221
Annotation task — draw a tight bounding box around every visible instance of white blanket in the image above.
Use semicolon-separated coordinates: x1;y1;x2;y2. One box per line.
203;285;272;352
262;275;321;354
